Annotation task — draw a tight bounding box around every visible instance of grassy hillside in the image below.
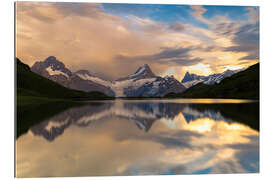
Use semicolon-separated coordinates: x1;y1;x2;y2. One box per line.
16;58;113;104
165;63;259;99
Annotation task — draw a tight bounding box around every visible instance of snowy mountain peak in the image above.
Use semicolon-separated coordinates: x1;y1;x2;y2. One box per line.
164;75;175;80
75;69;95;77
117;64;156;81
31;56;72;79
44;56;58;64
134;64;154;75
181;71;205;83
31;58;187;97
143;63;151;69
182;68;245;88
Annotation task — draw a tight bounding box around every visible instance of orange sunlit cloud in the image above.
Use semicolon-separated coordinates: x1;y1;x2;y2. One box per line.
16;2;259;80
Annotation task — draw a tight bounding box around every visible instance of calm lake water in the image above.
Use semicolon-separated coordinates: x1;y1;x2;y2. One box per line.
16;99;259;177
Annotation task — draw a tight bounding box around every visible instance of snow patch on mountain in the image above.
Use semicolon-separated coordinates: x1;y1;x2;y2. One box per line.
45;117;70;132
182;68;245;88
76;73;112;87
76;70;157;97
32;57;186;97
183;79;204;88
46;66;69;79
117;64;156;81
76;110;113;125
112;78;157;97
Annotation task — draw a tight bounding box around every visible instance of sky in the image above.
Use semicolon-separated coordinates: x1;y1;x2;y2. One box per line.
16;2;259;81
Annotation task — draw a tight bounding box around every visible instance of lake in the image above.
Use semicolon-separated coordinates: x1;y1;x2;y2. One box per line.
16;99;259;177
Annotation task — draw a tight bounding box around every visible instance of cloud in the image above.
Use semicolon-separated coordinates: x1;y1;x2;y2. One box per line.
169;21;185;32
190;5;207;16
115;46;202;67
16;2;259;81
246;7;259;24
16;2;105;23
125;15;167;35
225;23;259;60
213;22;241;37
239;53;259;60
190;5;211;26
189;5;259;62
172;58;203;66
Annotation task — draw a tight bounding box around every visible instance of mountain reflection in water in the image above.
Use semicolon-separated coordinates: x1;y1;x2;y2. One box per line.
16;99;259;177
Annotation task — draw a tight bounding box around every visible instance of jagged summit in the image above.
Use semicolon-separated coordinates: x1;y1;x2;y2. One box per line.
164;75;175;79
181;68;245;88
181;71;205;83
31;56;72;78
142;64;151;70
135;64;151;74
44;56;58;63
117;64;157;81
30;57;186;97
30;56;115;96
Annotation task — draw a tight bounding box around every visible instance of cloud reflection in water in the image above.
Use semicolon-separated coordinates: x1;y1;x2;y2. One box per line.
16;99;259;177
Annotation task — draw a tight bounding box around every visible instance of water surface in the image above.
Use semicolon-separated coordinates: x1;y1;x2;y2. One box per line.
16;99;259;177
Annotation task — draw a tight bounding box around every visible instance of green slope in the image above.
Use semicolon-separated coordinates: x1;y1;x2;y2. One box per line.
165;63;259;99
16;58;113;104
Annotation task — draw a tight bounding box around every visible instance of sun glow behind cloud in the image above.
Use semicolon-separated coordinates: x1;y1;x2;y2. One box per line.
16;2;259;81
185;63;213;76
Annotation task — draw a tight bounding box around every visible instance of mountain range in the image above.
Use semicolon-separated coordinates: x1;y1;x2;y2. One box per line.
31;56;186;97
181;68;244;88
166;63;259;99
19;55;259;99
23;100;258;141
31;56;115;96
17;58;110;101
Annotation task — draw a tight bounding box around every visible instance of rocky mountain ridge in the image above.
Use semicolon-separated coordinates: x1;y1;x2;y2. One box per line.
31;56;186;97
